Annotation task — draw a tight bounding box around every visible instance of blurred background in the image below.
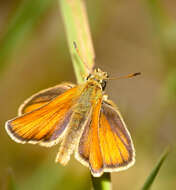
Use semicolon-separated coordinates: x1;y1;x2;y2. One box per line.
0;0;176;189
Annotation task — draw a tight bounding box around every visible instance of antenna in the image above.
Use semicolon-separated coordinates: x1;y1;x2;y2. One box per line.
73;41;90;73
108;72;141;80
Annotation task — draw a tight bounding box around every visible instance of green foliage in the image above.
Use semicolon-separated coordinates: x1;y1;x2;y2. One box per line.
141;148;169;190
0;0;55;74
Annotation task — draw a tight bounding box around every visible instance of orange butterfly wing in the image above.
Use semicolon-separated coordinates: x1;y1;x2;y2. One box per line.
6;84;79;147
77;99;135;177
99;100;135;171
18;83;75;115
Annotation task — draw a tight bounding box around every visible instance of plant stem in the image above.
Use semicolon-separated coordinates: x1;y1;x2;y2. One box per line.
59;0;95;84
91;173;111;190
58;0;111;189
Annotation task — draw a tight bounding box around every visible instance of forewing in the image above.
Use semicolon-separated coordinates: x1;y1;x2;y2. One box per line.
19;83;75;115
6;86;78;147
99;100;135;172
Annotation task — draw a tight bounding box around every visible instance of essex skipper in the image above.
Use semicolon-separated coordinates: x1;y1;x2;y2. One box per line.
5;44;140;177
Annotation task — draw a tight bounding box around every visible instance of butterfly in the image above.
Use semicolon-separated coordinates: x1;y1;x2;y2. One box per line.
5;68;139;177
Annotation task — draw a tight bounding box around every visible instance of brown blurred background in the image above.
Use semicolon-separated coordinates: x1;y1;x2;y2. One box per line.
0;0;176;189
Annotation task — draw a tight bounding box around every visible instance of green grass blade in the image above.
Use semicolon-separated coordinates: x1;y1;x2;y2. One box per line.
141;148;170;190
59;0;95;83
0;0;55;74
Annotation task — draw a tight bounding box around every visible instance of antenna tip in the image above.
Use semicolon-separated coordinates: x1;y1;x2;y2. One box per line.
133;72;141;76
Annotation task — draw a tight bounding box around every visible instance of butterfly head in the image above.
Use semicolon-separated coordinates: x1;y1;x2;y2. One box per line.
86;68;109;91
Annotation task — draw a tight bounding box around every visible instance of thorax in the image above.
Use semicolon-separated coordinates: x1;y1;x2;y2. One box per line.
74;80;102;113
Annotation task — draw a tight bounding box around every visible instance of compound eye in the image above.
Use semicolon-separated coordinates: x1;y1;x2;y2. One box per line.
101;80;106;91
86;74;91;80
